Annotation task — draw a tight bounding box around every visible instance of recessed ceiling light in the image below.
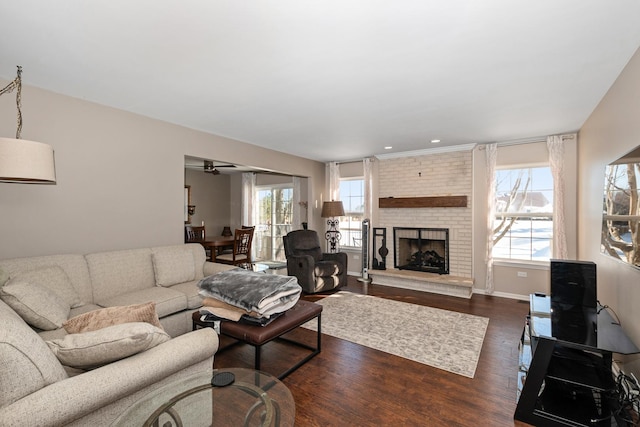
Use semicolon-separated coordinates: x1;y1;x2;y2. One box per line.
384;146;392;150
431;139;441;144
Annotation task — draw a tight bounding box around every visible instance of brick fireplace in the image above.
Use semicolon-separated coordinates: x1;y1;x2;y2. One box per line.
372;148;474;297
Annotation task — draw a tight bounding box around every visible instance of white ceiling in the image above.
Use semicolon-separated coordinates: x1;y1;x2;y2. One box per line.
2;1;640;162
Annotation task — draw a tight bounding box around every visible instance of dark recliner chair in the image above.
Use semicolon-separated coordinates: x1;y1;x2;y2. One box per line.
283;230;348;294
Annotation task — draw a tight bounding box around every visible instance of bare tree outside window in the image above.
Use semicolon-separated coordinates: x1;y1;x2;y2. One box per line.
493;167;554;261
602;157;640;268
494;170;531;245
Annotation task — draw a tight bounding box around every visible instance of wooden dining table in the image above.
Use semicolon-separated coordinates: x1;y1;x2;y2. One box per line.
195;236;235;261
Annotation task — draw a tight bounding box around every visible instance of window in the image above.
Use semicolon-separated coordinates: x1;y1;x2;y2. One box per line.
339;178;364;248
255;185;293;261
493;166;553;261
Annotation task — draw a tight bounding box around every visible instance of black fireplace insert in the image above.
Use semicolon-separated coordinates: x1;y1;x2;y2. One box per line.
393;227;449;274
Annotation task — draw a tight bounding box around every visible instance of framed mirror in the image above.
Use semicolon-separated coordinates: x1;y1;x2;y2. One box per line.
601;146;640;268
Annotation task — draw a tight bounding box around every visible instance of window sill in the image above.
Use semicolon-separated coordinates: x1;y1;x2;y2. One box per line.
493;259;549;270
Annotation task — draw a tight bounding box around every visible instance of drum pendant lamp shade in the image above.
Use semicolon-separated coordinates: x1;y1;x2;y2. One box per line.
0;137;56;183
0;66;57;184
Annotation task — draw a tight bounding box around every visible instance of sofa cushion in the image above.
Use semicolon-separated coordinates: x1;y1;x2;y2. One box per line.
0;300;68;409
47;322;170;369
63;302;163;334
37;327;69;342
151;246;196;287
86;248;156;303
97;287;188;318
13;266;82;308
0;254;94;306
168;280;204;309
0;279;70;330
36;304;104;342
0;267;9;287
69;303;103;317
183;243;208;280
203;261;236;277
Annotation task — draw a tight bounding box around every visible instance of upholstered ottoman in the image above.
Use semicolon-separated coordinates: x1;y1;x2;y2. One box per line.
193;300;322;379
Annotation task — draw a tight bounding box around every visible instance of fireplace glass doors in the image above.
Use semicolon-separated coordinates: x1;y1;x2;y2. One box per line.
393;227;449;274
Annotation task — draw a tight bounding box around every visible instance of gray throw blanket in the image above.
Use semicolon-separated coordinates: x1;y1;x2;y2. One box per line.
197;268;302;317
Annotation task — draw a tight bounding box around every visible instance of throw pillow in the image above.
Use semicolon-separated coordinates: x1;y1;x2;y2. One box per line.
0;279;70;330
11;266;82;308
151;246;196;287
46;322;170;369
0;266;9;288
63;302;163;334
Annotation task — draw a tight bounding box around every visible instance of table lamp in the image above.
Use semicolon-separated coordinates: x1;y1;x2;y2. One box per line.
321;200;345;253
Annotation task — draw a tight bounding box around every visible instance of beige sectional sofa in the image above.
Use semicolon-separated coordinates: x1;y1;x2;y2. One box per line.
0;243;233;426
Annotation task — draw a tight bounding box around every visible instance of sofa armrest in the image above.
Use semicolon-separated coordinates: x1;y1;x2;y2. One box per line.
0;328;218;427
286;255;316;293
203;261;236;277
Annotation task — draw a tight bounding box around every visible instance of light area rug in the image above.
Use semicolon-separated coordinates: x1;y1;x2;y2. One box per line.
302;291;489;378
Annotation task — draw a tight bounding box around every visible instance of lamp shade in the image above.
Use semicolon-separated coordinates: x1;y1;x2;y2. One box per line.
321;201;345;218
0;137;56;184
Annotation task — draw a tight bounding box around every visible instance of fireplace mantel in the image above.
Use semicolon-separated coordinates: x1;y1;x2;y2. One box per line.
379;196;467;208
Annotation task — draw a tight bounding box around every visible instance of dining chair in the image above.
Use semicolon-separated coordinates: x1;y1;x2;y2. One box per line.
216;227;254;266
219;225;255;256
185;225;206;242
185;225;211;259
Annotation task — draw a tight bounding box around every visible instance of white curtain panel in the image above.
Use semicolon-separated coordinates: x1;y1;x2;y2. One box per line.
241;172;256;227
363;157;374;222
242;172;257;260
485;143;498;294
292;176;302;229
547;135;568;259
363;157;375;274
327;161;340;201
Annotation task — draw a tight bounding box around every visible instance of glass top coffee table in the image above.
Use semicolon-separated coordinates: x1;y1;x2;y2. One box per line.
112;368;295;427
239;262;270;273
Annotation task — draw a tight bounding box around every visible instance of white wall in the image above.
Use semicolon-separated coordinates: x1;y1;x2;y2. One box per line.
578;47;640;373
184;168;231;236
0;81;325;259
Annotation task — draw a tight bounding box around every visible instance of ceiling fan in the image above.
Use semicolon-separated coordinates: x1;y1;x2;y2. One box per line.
203;160;236;175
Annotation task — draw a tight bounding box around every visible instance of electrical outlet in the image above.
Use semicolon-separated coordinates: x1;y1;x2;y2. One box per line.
517;271;528;278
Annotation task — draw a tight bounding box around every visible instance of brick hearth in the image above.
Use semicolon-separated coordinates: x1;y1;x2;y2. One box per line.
370;269;474;298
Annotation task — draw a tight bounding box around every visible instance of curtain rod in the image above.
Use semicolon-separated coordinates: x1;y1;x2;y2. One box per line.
329;158;375;165
476;133;576;149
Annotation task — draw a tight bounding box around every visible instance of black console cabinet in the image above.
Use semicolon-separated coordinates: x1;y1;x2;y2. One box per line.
515;295;639;426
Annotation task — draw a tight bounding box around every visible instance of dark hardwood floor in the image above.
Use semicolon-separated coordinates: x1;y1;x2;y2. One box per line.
213;276;533;426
